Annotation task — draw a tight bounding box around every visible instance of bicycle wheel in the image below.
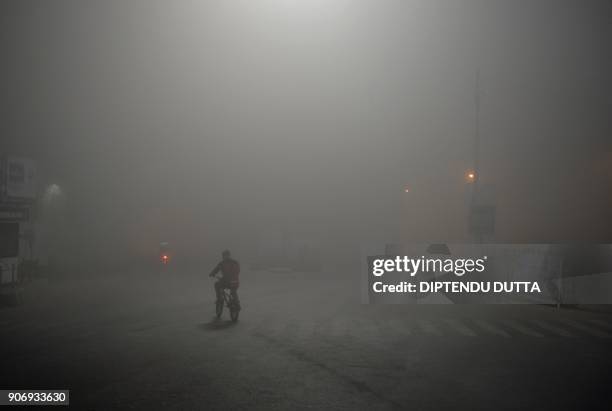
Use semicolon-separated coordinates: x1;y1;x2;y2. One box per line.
229;305;239;322
215;299;223;318
229;298;240;322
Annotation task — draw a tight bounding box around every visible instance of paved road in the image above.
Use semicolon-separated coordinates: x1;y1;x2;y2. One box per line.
2;268;612;410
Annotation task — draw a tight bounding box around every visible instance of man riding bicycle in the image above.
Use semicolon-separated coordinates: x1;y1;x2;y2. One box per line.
209;250;240;308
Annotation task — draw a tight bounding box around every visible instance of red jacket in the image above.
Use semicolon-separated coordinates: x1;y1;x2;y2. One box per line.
211;258;240;284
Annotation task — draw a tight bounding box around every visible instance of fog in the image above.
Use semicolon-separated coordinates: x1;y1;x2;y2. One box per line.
1;0;611;270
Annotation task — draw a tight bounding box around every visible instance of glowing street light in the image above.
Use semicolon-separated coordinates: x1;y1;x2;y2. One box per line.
46;184;61;196
43;183;63;204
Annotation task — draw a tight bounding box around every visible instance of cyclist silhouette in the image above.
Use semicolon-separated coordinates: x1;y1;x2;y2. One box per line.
209;250;240;307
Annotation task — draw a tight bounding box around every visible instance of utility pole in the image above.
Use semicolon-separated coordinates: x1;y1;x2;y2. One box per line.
469;69;484;243
473;69;481;204
469;69;496;243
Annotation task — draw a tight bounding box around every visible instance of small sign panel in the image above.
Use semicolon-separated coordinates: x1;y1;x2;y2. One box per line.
5;157;37;201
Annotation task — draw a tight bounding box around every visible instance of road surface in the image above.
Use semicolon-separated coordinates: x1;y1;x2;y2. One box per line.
2;267;612;410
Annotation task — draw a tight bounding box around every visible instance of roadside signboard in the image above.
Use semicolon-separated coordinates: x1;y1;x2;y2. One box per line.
2;157;37;201
0;206;29;222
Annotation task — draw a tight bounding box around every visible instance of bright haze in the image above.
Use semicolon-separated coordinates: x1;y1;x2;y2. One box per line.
1;0;611;267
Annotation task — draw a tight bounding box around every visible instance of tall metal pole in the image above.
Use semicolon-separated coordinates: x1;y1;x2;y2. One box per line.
473;69;480;198
471;69;482;243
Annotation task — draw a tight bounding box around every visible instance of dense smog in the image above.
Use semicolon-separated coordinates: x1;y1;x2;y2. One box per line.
1;1;611;409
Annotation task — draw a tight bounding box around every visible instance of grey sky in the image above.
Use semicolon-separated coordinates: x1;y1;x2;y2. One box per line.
1;0;611;262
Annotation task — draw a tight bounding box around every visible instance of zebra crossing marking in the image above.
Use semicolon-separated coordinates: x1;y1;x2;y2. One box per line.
371;318;413;340
416;320;442;336
443;319;477;337
530;320;574;337
504;320;544;337
556;319;612;338
472;319;511;337
249;316;612;341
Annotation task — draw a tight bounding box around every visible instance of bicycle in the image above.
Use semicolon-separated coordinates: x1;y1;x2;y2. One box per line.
214;278;240;322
